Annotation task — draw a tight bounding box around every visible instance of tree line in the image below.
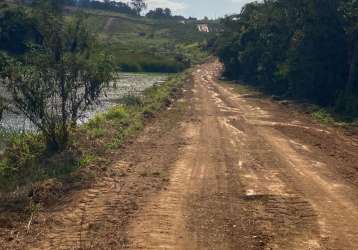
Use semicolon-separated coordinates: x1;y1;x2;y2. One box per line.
145;7;187;20
12;0;197;21
9;0;148;16
215;0;357;117
68;0;138;15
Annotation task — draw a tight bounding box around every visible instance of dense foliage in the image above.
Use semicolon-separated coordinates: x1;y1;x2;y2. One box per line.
216;0;358;116
146;7;185;20
0;4;41;54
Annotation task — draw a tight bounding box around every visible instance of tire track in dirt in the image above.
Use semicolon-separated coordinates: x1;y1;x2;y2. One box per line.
202;67;321;249
25;83;188;250
126;123;199;249
29;166;127;250
125;61;358;249
22;60;358;249
125;63;260;249
210;63;358;249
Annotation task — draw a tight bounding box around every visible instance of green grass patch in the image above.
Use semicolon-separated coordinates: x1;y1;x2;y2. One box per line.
78;153;96;168
176;42;209;64
104;106;129;121
0;133;45;190
0;71;187;205
311;109;335;124
310;107;358;125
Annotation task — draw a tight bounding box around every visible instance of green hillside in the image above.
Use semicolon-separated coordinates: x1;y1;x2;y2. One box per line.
65;7;217;72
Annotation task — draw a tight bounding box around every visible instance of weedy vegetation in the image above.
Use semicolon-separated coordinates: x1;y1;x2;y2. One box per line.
0;0;200;209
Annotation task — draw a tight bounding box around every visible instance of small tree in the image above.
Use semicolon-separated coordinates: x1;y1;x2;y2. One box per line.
146;8;173;19
164;8;172;17
130;0;147;16
0;6;113;151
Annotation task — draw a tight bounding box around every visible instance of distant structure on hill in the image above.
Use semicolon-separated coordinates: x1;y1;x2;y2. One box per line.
197;24;210;33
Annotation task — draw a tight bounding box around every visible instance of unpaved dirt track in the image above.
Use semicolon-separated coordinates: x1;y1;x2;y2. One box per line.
15;61;358;249
126;61;358;250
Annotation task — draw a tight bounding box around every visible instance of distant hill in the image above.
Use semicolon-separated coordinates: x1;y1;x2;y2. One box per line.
64;7;219;44
1;1;220;73
63;7;221;72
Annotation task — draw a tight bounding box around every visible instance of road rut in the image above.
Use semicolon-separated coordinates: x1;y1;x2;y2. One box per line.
125;61;358;249
17;61;358;250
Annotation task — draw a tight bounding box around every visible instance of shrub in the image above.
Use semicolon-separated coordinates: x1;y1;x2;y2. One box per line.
311;109;334;123
104;106;129;121
0;133;45;191
0;6;113;151
121;95;143;107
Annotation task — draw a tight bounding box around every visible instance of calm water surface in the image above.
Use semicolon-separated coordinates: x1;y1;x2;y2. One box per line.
0;73;168;131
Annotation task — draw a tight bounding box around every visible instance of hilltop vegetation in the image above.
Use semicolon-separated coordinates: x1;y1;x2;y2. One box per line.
66;0;137;15
74;7;214;73
215;0;358;120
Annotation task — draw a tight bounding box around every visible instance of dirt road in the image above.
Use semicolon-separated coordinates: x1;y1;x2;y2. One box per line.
126;61;358;249
13;61;358;249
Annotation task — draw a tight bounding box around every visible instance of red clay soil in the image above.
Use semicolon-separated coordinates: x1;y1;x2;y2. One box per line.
1;61;358;250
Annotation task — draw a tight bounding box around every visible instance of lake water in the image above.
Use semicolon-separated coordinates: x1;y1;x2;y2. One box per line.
0;73;168;131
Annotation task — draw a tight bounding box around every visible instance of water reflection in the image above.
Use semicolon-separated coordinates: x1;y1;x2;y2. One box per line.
0;73;168;131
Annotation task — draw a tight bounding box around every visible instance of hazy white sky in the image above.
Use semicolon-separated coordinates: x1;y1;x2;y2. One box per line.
144;0;255;18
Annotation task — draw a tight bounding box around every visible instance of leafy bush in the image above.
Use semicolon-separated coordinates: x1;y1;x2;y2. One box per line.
311;109;334;123
121;95;143;107
1;37;186;202
0;4;114;151
86;116;105;129
0;133;45;190
0;5;41;55
104;106;129;121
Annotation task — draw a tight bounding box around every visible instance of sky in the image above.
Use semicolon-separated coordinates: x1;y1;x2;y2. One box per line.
143;0;254;19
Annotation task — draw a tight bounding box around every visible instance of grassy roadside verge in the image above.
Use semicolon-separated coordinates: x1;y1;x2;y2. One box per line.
222;80;358;126
0;71;189;211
